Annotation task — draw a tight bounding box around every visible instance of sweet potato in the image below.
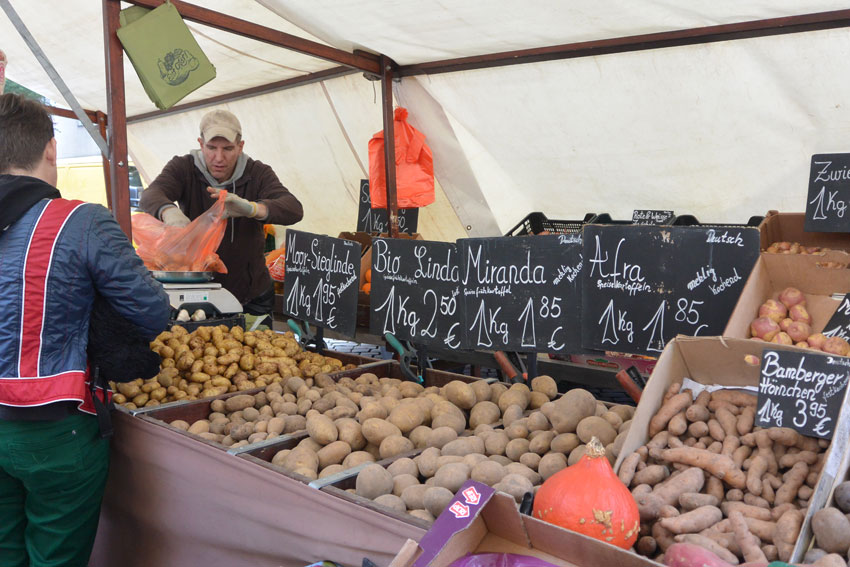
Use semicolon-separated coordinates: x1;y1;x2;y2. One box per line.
775;462;808;506
635;467;704;521
649;392;693;437
658;448;746;489
673;534;739;565
721;501;771;521
774;508;802;561
679;492;719;511
662;543;732;567
729;510;767;564
619;452;641;487
659;505;723;535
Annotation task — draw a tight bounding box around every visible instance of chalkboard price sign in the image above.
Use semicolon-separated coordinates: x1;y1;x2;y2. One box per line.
756;348;850;439
369;238;464;350
581;225;759;356
282;229;360;337
458;234;584;353
804;154;850;232
357;179;419;234
822;295;850;341
632;210;675;225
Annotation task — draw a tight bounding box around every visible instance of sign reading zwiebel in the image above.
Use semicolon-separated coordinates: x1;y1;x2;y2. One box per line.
282;229;360;337
805;154;850;232
755;348;849;439
369;237;464;350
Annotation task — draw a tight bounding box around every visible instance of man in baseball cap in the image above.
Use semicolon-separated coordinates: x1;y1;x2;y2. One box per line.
140;108;303;321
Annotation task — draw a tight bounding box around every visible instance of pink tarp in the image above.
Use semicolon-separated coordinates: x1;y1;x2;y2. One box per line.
91;411;425;567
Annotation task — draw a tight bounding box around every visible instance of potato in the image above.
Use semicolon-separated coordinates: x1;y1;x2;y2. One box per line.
374;493;406;513
497;389;529;413
442;437;485;457
505;438;530;461
170;419;190;431
543;389;596;433
444;380;477;409
306;414;338;445
387;457;419;478
342;451;375;469
531;375;557;399
526;411;550;432
494;474;534;503
569;445;587;466
336;418;366;451
409;425;433;449
224;394;255;413
504;462;541;485
520;452;541;470
538;453;567;480
501;404;524;427
833;481;850;513
505;421;529;440
356;464;394;499
379;435;415;459
550;433;580;455
415;447;441;478
434;462;471;492
576;416;617;445
484;431;509;456
392;474;420;498
402;484;430;510
424;486;454;517
470;380;491;403
489;383;507;405
398;381;424;398
284;414;307;433
431;412;466;435
469;401;500;429
229;422;254;441
812;508;850;554
529;431;555;455
387;404;425;434
282;447;319;474
471;460;506;486
408;509;435;523
361;418;402;445
317;441;351;469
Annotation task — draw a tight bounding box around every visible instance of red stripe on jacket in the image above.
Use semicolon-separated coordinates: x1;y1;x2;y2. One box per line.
18;199;84;376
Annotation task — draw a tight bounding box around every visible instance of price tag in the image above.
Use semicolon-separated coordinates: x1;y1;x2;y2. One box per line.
756;348;850;439
282;229;360;337
581;225;759;356
805;154;850;232
369;238;464;350
821;294;850;341
357;179;419;234
632;210;675;225
458;234;583;353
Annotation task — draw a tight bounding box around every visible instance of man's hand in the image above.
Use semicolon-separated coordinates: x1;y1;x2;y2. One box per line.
207;187;266;219
161;206;190;228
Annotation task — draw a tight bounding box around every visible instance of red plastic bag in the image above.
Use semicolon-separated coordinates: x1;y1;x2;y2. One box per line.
368;107;434;208
132;190;228;273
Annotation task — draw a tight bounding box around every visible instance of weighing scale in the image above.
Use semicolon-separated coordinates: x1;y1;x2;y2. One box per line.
152;271;242;316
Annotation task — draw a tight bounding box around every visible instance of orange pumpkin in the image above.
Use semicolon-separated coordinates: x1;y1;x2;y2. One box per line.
532;437;639;549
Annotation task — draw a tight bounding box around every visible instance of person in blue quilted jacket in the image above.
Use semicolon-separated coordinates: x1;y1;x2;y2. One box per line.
0;93;171;567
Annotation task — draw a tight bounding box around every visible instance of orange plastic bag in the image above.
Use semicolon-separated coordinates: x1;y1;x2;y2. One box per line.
368;107;434;208
132;190;228;273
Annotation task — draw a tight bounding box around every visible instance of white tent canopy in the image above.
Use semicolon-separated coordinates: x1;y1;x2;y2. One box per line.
3;1;850;238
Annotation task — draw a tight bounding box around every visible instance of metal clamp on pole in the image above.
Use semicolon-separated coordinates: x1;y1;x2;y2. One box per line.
384;333;424;384
287;319;326;350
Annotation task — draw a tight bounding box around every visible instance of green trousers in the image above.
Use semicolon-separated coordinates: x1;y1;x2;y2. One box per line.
0;412;109;567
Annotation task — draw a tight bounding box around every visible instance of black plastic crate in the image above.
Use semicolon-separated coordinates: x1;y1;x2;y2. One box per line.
505;212;595;236
671;214;764;227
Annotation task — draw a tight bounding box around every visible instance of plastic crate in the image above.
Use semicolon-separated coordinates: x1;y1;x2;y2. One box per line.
504;212;595;236
671;214;763;227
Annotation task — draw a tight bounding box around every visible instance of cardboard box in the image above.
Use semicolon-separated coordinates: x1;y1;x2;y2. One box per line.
723;253;850;340
389;480;657;567
759;211;850;263
613;335;850;564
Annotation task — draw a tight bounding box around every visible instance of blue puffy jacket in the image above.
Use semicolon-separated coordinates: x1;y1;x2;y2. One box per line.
0;175;170;411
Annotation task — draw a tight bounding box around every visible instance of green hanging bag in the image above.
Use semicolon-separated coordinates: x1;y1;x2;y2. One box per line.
116;1;216;110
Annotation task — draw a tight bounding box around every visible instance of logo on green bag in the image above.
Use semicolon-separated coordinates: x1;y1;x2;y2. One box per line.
157;48;200;86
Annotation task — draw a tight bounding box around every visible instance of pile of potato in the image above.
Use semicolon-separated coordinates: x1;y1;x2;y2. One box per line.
619;383;830;564
344;386;636;523
807;481;850;565
764;241;829;255
112;325;353;409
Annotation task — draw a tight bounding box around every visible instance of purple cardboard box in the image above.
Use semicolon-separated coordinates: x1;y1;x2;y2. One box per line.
388;481;658;567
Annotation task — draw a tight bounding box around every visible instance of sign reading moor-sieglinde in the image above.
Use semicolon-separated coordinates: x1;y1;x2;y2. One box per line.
282;229;360;337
